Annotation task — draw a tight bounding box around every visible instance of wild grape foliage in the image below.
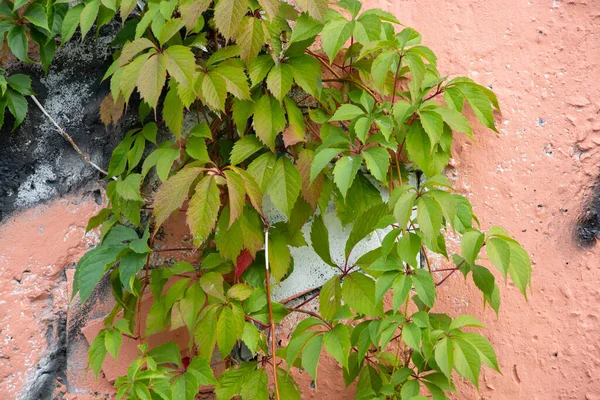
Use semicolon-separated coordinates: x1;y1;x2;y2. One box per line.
2;0;531;398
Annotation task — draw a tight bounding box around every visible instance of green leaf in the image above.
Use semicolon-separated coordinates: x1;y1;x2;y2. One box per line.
375;271;398;303
119;250;147;291
454;194;474;233
217;306;238;357
455;83;497;132
240;368;269;400
253;95;286;150
229;136;263;166
417;195;443;242
283;96;306;146
249;55;274;87
214;0;248;39
397;232;421;268
187;175;221;247
371;50;395;89
412;269;436;308
402;322;421;350
187;356;218;385
237;16;264;64
342;272;381;316
232;99;254;134
345;203;388;259
12;0;29;11
186;137;210;163
486;237;510;277
116;173;144;201
179;282;206;331
419;110;443;149
333;155;363;198
444;86;464;112
267;64;293;101
5;74;31;95
194;306;218;360
310;147;343;183
79;0;100;39
449;315;484;332
403;51;425;93
24;3;50;31
453;338;481;388
223;170;246;226
310;213;336;267
405;121;446;177
162;87;184;138
432;106;472;138
227;283;253;301
393;191;417;229
320;275;341;320
214;362;255;399
7;25;30;63
434;336;454;380
507;241;531;298
472;264;495;297
6;89;27;130
330;104;364;121
266;157;301;218
288;54;321;97
104;329;122;360
290;13;322;44
268;229;292;281
216;66;251;100
142;147;180;182
200;71;227;111
158;18;184;46
461;229;484;266
164;45;197;92
179;0;211;29
75;244;124;302
324;324;351;369
321;17;354;62
88;331;107;378
242;322;259;354
393;274;412;310
277;368;301;400
428;190;457;228
460;332;499;372
360;147;388;183
302;334;323;381
148;342;182;366
247;152;276;192
400;379;420;399
137;53;166;109
295;0;328;21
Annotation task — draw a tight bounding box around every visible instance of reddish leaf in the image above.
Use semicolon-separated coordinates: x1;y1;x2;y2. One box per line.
236;249;254;279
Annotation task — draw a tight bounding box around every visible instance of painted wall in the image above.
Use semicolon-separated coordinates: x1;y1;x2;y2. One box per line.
1;0;600;398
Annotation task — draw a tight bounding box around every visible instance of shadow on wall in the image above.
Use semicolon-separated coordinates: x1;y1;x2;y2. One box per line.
576;171;600;248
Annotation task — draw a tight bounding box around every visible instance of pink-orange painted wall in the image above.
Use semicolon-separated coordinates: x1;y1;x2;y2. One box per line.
1;0;600;398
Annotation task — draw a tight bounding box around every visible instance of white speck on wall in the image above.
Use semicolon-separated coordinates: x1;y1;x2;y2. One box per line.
15;165;58;208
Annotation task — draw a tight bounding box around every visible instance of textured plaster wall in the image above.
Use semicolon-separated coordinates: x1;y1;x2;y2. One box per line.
1;0;600;399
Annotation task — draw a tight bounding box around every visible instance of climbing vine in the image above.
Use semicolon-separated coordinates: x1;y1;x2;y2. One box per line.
2;0;532;398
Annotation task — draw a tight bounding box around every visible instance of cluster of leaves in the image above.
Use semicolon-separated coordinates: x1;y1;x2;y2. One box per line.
0;0;67;71
0;70;31;130
3;0;532;398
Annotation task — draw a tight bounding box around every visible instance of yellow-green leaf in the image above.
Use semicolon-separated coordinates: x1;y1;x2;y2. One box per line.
214;0;248;39
266;157;301;218
223;170;246;227
187;175;222;247
137;53;167;109
253;95;286;150
237;16;264;64
153;167;201;229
